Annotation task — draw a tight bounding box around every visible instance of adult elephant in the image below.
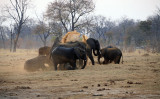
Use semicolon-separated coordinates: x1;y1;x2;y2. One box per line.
86;38;101;56
98;47;123;64
50;38;95;67
56;41;95;66
86;38;101;65
51;46;87;70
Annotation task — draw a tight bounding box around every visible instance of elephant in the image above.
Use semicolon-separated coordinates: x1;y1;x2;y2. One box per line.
98;47;123;64
39;46;51;56
24;55;53;72
86;38;101;56
51;39;95;66
51;46;87;70
63;41;95;64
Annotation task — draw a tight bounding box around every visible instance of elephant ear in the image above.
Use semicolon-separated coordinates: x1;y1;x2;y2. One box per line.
74;47;81;59
95;40;100;49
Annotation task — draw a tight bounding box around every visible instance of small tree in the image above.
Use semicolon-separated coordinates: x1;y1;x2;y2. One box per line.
34;22;51;47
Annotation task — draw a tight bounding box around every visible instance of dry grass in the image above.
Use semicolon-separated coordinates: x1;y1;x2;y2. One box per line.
0;49;160;99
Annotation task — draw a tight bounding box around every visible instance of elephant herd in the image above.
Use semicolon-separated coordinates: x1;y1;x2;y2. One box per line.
24;37;123;72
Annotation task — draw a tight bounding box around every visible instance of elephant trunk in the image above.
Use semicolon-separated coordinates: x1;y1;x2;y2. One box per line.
97;49;101;56
98;54;101;65
93;48;101;56
93;49;98;56
81;55;87;69
81;59;87;69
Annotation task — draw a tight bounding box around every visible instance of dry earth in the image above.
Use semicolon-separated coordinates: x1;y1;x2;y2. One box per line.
0;49;160;99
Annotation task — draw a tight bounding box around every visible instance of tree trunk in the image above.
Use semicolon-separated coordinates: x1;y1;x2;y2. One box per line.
13;36;18;52
43;39;46;47
0;28;5;49
10;32;13;52
71;14;74;31
13;27;21;52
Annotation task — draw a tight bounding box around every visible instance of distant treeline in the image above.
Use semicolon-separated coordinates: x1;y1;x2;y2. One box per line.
0;0;160;52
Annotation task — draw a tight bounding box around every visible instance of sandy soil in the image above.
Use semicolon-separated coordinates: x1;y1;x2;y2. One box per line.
0;49;160;99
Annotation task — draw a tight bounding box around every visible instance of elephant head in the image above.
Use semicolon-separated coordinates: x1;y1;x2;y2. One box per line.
74;47;87;69
86;38;101;56
93;39;101;56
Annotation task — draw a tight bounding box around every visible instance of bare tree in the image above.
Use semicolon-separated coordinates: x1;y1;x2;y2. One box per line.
49;22;63;38
34;23;51;47
147;7;160;52
46;0;95;33
90;15;115;47
6;0;29;52
91;16;107;39
118;17;135;48
33;15;51;47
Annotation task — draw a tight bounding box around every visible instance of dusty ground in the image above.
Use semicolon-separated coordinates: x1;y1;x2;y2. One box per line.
0;49;160;99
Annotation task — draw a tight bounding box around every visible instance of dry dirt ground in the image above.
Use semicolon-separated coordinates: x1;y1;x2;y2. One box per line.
0;49;160;99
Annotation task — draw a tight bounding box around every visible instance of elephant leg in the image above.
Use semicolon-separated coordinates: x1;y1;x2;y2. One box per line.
117;56;121;64
103;58;109;64
64;63;73;70
103;58;105;64
87;53;94;65
59;64;66;70
53;63;58;70
103;61;105;64
110;60;113;63
76;59;83;69
93;49;98;56
106;59;109;64
117;59;120;64
69;61;76;70
114;56;120;64
86;50;95;65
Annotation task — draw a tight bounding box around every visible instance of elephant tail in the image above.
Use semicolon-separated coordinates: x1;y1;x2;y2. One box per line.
121;54;124;64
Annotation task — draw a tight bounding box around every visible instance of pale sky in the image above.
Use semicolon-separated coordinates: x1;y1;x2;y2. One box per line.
0;0;160;21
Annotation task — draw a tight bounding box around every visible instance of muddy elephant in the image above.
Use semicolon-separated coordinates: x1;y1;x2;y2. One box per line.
51;46;87;70
24;55;53;72
98;47;123;64
39;46;51;56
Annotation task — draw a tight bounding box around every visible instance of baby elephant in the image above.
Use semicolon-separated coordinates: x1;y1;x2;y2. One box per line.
24;55;52;72
51;46;87;70
98;47;123;64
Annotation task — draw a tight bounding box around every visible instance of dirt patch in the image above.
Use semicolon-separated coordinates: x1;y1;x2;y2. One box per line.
142;53;150;56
